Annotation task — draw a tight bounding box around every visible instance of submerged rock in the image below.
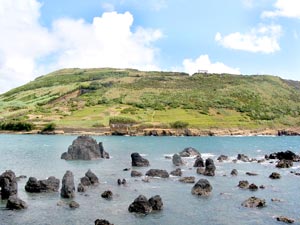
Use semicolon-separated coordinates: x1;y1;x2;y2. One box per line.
170;168;182;177
231;169;238;176
95;219;114;225
248;183;258;191
179;176;195;183
101;190;113;199
193;156;204;167
61;136;109;160
148;195;163;210
60;171;75;198
131;170;143;177
69;200;80;209
25;176;60;193
203;158;216;176
269;172;281;179
179;147;200;157
128;195;152;214
217;155;228;162
172;154;184;166
191;179;212;196
0;170;18;200
237;154;250;162
238;180;249;189
131;153;150;167
241;197;266;208
276;159;293;168
6;195;28;210
276;216;294;223
267;150;299;161
146;169;169;178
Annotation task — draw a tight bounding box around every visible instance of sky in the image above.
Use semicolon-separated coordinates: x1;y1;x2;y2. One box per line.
0;0;300;93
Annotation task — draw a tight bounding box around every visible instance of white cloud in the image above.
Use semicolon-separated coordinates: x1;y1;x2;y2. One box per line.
0;0;162;93
262;0;300;19
215;24;282;53
182;55;240;75
242;0;254;8
102;3;115;12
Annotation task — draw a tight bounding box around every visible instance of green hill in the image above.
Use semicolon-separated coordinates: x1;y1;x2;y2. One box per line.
1;68;300;132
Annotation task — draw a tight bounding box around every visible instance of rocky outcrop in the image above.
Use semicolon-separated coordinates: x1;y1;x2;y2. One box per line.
193;156;204;167
25;176;60;193
128;195;163;214
276;159;293;168
0;170;18;199
101;190;113;199
269;172;281;179
170;168;182;176
172;154;184;166
191;179;212;196
95;219;114;225
6;195;28;210
179;176;195;183
131;153;150;167
60;171;75;198
61;136;109;160
179;147;200;157
278;130;300;136
241;197;266;208
131;170;143;177
145;169;169;178
203;158;216;176
276;216;295;223
267;150;299;161
77;169;99;192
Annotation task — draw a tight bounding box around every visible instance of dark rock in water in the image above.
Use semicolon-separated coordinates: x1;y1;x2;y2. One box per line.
148;195;163;210
117;179;122;185
276;159;293;168
179;176;195;183
121;179;127;185
249;183;258;191
0;170;18;200
95;219;114;225
257;159;265;163
85;169;99;185
128;195;152;214
60;171;75;198
25;176;59;193
276;216;295;224
69;200;80;209
241;197;266;208
191;179;212;196
217;155;228;162
269;172;281;179
246;172;258;176
123;168;131;171
196;167;205;175
6;195;28;210
131;170;143;177
238;180;249;189
165;156;172;159
170;168;182;177
203;158;216;176
231;169;238;176
77;183;87;192
146;169;169;178
172;154;184;166
271;198;282;202
131;152;150;167
237;154;250;162
259;185;265;189
61;136;109;160
80;176;91;186
179;147;201;157
268;150;299;161
193;156;204;167
101;190;113;199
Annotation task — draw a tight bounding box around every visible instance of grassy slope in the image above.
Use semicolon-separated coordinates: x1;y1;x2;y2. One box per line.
1;68;300;130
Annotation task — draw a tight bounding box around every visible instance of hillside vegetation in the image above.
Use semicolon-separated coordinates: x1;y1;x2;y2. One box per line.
1;68;300;131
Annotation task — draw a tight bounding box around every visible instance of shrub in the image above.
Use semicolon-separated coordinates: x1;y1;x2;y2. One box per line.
92;122;105;128
109;116;137;125
0;121;35;131
170;121;189;129
41;123;56;132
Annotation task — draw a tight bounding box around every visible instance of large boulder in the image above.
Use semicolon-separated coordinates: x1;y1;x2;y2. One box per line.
0;170;18;199
25;176;59;193
179;147;200;157
128;195;152;214
146;169;169;178
60;171;75;198
191;179;212;196
193;156;204;167
131;153;150;167
203;158;216;176
6;195;28;210
61;136;109;160
241;197;266;208
172;154;184;166
148;195;163;210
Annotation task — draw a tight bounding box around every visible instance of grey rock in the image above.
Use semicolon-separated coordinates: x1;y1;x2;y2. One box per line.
131;170;143;177
25;176;59;193
170;168;182;176
101;190;113;199
276;216;295;224
249;183;258;191
60;171;75;198
191;179;212;196
131;152;150;167
231;169;238;176
146;169;169;178
6;195;27;210
276;159;293;168
179;147;200;157
238;180;249;189
179;176;195;183
172;154;184;166
95;219;114;225
237;154;250;162
217;155;228;162
241;196;266;208
85;169;99;185
203;158;216;176
148;195;163;210
77;183;87;192
128;195;152;214
69;200;80;208
269;172;281;179
193;156;204;167
0;170;18;199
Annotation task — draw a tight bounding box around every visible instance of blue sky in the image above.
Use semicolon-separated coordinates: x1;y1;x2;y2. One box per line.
0;0;300;93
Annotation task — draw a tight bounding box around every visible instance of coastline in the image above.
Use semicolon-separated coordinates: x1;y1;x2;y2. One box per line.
1;127;300;136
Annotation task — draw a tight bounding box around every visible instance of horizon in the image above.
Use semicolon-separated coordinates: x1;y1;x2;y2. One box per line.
0;0;300;93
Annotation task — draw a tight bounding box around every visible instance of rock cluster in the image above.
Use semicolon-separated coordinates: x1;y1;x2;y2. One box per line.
196;158;216;176
172;154;184;166
61;136;109;160
77;170;99;192
241;197;266;208
25;176;60;193
128;195;163;214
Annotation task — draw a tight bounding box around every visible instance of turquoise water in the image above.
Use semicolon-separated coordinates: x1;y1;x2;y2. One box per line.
0;135;300;225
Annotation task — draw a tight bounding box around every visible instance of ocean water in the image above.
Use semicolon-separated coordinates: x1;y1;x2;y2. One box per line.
0;134;299;225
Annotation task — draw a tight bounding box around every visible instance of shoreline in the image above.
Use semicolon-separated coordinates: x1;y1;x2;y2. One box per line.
1;127;300;136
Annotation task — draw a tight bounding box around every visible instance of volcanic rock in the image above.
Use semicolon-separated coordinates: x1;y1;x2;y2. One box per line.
146;169;169;178
191;179;212;196
131;153;150;167
0;170;18;199
172;154;184;166
179;147;200;157
60;171;75;198
6;195;28;210
241;197;266;208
